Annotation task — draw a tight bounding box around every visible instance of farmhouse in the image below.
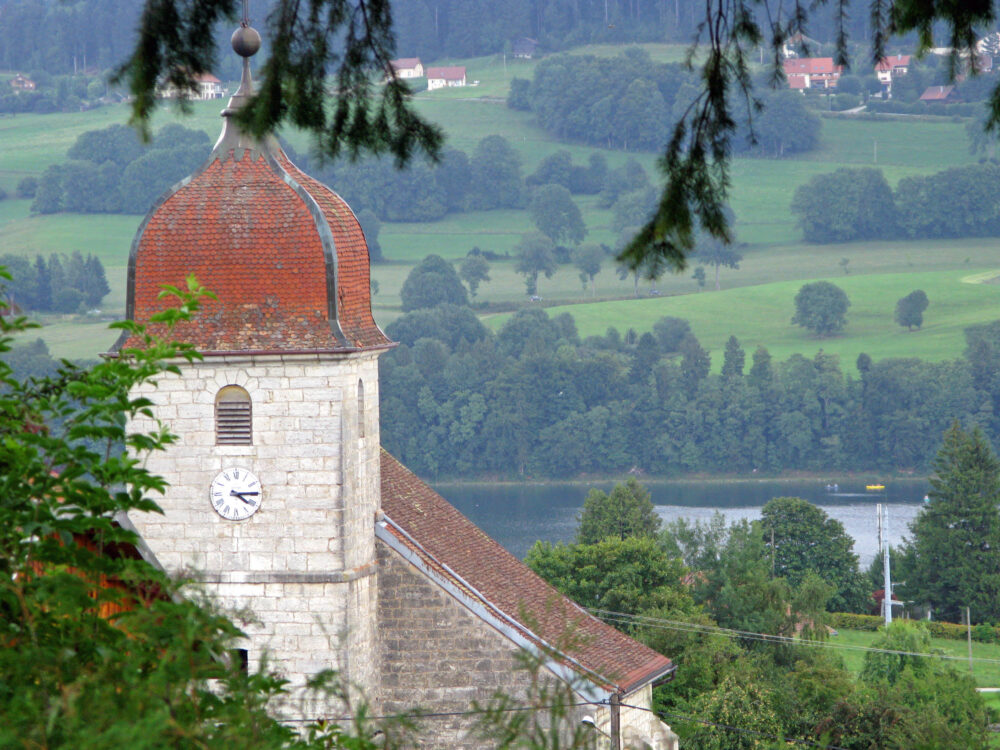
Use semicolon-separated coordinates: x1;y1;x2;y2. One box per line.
9;74;36;91
512;37;538;59
920;85;960;103
158;72;225;100
783;57;843;89
112;22;678;750
427;65;467;89
875;54;911;90
389;57;423;78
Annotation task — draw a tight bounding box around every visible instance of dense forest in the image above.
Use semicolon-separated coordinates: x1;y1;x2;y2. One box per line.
378;297;1000;479
0;0;877;78
509;51;821;155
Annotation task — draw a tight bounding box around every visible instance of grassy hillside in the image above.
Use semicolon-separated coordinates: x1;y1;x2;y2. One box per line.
0;47;987;361
485;266;1000;370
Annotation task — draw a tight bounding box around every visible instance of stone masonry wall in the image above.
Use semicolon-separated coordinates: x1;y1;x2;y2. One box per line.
126;351;382;710
376;542;677;749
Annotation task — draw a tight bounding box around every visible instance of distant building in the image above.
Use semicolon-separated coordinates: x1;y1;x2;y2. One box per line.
875;55;911;86
10;74;36;92
426;66;467;90
783;57;843;89
158;72;225;101
389;57;424;78
919;84;960;103
512;37;538;59
780;32;820;59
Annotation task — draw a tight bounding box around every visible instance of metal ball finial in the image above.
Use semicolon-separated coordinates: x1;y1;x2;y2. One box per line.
232;24;261;58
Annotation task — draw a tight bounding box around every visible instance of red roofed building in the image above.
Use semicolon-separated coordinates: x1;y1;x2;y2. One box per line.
114;22;677;749
783;57;843;89
426;65;467;90
389;57;424;78
920;84;960;102
875;55;911;88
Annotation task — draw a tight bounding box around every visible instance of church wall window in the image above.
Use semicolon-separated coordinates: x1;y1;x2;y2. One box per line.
215;385;252;445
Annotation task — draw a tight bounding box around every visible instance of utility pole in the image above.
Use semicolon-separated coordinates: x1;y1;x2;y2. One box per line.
610;692;621;750
967;607;974;674
878;504;892;626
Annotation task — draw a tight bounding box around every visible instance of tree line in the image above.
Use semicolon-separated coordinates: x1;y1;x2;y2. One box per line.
30;124;211;216
38;124;645;248
509;49;821;156
379;297;1000;479
0;251;109;313
0;0;865;78
791;164;1000;243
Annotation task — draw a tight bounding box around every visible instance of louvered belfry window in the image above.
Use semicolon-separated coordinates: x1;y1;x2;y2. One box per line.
216;386;252;445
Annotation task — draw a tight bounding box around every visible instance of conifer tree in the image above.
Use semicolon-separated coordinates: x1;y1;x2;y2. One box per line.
905;422;1000;623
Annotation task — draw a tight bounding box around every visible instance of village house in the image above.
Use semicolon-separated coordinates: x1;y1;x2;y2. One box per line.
427;65;467;89
112;21;679;750
512;37;538;59
783;57;843;89
875;54;911;92
919;84;961;103
9;74;36;92
389;57;423;78
158;72;225;100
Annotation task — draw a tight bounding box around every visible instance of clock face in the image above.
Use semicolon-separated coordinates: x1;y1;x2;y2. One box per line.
210;467;262;521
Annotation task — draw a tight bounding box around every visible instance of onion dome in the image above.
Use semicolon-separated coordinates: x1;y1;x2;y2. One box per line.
114;23;389;353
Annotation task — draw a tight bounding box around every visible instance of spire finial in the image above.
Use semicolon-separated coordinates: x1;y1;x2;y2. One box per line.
230;0;261;97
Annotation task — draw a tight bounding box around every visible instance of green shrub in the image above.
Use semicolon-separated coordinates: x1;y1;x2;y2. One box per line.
831;613;1000;643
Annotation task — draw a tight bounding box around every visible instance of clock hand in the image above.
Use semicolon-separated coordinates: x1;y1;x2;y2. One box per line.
229;490;260;504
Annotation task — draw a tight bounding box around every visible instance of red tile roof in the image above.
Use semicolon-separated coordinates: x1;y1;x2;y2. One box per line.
920;84;956;101
117;135;389;353
782;57;841;75
426;66;466;81
391;58;422;70
379;449;674;693
875;55;911;71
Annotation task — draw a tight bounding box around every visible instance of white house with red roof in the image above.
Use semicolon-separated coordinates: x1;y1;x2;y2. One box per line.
427;65;467;90
390;57;424;78
875;55;911;87
783;57;843;89
115;20;678;750
157;71;225;100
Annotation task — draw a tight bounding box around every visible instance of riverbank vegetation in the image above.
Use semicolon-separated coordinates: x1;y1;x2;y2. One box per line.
526;463;1000;748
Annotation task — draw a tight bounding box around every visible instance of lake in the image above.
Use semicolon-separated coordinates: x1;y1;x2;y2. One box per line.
433;478;929;568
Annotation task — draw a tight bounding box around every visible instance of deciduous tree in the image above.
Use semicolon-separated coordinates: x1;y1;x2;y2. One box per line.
792;281;850;337
529;184;587;246
895;289;930;330
514;233;557;296
399;254;469;311
458;255;490;298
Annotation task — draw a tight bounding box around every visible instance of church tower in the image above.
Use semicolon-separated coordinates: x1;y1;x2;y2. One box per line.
117;19;391;710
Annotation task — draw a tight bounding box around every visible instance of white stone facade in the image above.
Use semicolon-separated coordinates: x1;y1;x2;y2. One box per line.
127;351;382;708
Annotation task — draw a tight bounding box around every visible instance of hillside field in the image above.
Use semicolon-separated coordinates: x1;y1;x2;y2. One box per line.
0;46;989;362
485;268;1000;370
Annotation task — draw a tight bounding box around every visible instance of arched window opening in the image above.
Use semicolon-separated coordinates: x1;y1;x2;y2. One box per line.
216;385;252;445
357;380;365;439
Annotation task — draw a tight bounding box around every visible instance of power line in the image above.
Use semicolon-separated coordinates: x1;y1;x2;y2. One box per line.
589;608;1000;666
280;700;595;723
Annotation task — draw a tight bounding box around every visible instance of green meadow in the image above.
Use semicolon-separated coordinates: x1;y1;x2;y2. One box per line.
486;268;1000;370
0;47;991;361
834;628;1000;690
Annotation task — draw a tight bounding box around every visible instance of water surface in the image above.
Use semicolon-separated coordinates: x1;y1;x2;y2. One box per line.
433;478;927;567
